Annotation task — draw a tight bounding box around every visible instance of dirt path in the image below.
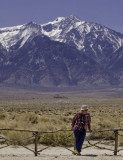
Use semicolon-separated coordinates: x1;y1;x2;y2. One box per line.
0;145;123;160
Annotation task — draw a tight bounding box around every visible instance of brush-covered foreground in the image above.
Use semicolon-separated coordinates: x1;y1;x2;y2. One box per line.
0;86;123;146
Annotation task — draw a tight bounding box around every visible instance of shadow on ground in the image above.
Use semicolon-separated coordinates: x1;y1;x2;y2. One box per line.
82;154;97;157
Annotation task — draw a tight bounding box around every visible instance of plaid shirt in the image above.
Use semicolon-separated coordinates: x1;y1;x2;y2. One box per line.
72;112;91;131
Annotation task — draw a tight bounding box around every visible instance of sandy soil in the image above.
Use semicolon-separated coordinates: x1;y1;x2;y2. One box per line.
0;145;123;160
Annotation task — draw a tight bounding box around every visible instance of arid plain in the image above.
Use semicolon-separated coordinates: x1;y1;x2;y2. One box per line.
0;86;123;159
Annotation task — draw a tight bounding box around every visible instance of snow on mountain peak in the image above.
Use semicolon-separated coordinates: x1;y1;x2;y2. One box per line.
0;24;24;32
0;22;41;51
68;14;81;21
0;14;123;54
41;15;91;50
42;17;65;27
41;15;123;51
54;17;65;23
0;25;24;51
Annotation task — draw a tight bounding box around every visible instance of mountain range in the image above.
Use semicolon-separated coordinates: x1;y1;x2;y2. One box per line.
0;15;123;88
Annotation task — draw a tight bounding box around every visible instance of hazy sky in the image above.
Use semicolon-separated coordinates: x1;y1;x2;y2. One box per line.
0;0;123;33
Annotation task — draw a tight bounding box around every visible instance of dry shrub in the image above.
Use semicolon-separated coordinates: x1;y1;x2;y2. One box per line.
39;125;74;146
28;114;38;124
90;130;115;141
119;131;123;146
39;131;74;146
39;117;49;123
119;121;123;146
0;113;7;120
0;121;8;128
1;131;32;145
0;103;123;146
21;112;39;124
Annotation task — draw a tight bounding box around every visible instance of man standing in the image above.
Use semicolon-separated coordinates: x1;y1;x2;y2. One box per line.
72;105;92;155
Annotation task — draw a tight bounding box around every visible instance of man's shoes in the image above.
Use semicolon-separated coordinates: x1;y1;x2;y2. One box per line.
77;152;81;156
72;150;81;156
72;150;78;155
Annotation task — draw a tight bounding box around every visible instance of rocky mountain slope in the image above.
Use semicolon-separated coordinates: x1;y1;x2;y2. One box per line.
0;15;123;88
41;15;123;62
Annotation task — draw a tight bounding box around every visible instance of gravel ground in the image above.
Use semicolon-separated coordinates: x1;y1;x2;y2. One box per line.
0;145;123;160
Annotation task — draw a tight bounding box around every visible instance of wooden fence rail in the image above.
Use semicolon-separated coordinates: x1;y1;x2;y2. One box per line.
0;128;123;156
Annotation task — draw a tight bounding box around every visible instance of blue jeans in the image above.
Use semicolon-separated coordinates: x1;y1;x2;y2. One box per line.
73;129;86;152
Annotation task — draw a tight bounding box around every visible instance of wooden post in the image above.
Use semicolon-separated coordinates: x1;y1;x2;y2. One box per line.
34;132;38;156
114;130;118;156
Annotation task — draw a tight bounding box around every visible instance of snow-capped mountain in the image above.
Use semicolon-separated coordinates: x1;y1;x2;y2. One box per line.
41;15;123;62
0;15;123;88
0;22;42;51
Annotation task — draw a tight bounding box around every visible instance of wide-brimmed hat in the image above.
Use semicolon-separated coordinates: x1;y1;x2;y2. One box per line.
81;105;88;111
